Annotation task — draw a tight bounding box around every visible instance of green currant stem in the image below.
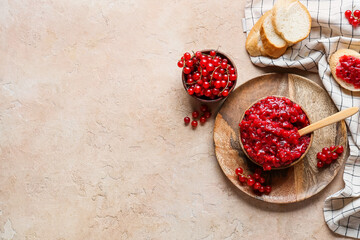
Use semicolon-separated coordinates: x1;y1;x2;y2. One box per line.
218;68;230;96
239;173;251;179
331;146;339;153
209;65;221;84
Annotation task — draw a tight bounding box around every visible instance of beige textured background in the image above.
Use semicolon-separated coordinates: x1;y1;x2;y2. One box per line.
0;0;349;239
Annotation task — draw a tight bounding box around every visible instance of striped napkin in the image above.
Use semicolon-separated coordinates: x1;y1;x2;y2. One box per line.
243;0;360;238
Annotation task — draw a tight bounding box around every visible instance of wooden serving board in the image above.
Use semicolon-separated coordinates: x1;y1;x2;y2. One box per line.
214;73;348;204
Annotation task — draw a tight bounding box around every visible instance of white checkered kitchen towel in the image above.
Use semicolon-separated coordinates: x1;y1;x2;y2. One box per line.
244;0;360;238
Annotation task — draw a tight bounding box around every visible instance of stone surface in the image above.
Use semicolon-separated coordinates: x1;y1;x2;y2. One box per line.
0;0;349;239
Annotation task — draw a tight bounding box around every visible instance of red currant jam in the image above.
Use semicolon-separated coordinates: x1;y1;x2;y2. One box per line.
336;55;360;89
239;96;311;169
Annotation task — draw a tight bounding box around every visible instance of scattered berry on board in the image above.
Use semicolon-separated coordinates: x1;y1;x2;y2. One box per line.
235;167;272;195
316;145;344;168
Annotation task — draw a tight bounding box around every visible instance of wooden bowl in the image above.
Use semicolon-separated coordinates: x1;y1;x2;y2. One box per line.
239;96;314;170
182;50;237;103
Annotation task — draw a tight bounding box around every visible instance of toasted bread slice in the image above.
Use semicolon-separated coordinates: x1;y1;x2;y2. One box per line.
329;48;360;92
245;11;271;57
260;12;287;58
272;0;311;45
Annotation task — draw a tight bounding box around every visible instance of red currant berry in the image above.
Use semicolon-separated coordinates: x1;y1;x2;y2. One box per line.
200;116;206;124
212;88;220;96
349;16;355;24
202;69;209;76
186;60;193;67
194;85;202;94
354;10;360;18
200;59;208;68
193;72;200;80
235;167;243;175
213;72;219;80
187;78;194;84
204;111;211;118
212;58;220;67
229;67;235;74
239;175;246;183
195;51;202;58
259;186;265;193
265;186;272;194
206;63;215;72
191;120;198;128
217;73;223;81
183;67;191;74
331;152;338;160
184;117;190;124
187;88;194;95
229;74;237;81
353;18;359;26
178;60;184;68
253;182;261;190
204;89;212;97
336;145;344;154
222;89;229;97
184;52;191;60
325;150;332;157
253;173;260;180
263;164;272;171
247;178;255;186
203;82;210;89
192;111;199;118
210;50;216;56
197;79;203;85
330;145;336;151
214;81;221;89
259;177;265;184
220;80;227;88
221;61;228;69
345;10;352;19
317;161;324;168
325;157;332;164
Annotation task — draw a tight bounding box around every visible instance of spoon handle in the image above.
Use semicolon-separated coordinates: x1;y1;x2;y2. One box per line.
298;107;359;136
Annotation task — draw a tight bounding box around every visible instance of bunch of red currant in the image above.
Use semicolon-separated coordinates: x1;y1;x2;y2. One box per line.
345;9;360;27
235;167;272;194
184;104;212;128
177;50;237;100
316;145;344;168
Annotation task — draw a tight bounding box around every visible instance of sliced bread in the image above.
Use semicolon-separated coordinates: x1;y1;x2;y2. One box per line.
260;11;287;58
272;0;311;45
245;11;271;57
329;49;360;92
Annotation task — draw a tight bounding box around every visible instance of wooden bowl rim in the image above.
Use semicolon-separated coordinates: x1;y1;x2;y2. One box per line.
181;49;238;103
238;95;314;170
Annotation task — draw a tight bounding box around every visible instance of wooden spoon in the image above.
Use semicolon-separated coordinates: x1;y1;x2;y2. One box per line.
298;107;359;136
